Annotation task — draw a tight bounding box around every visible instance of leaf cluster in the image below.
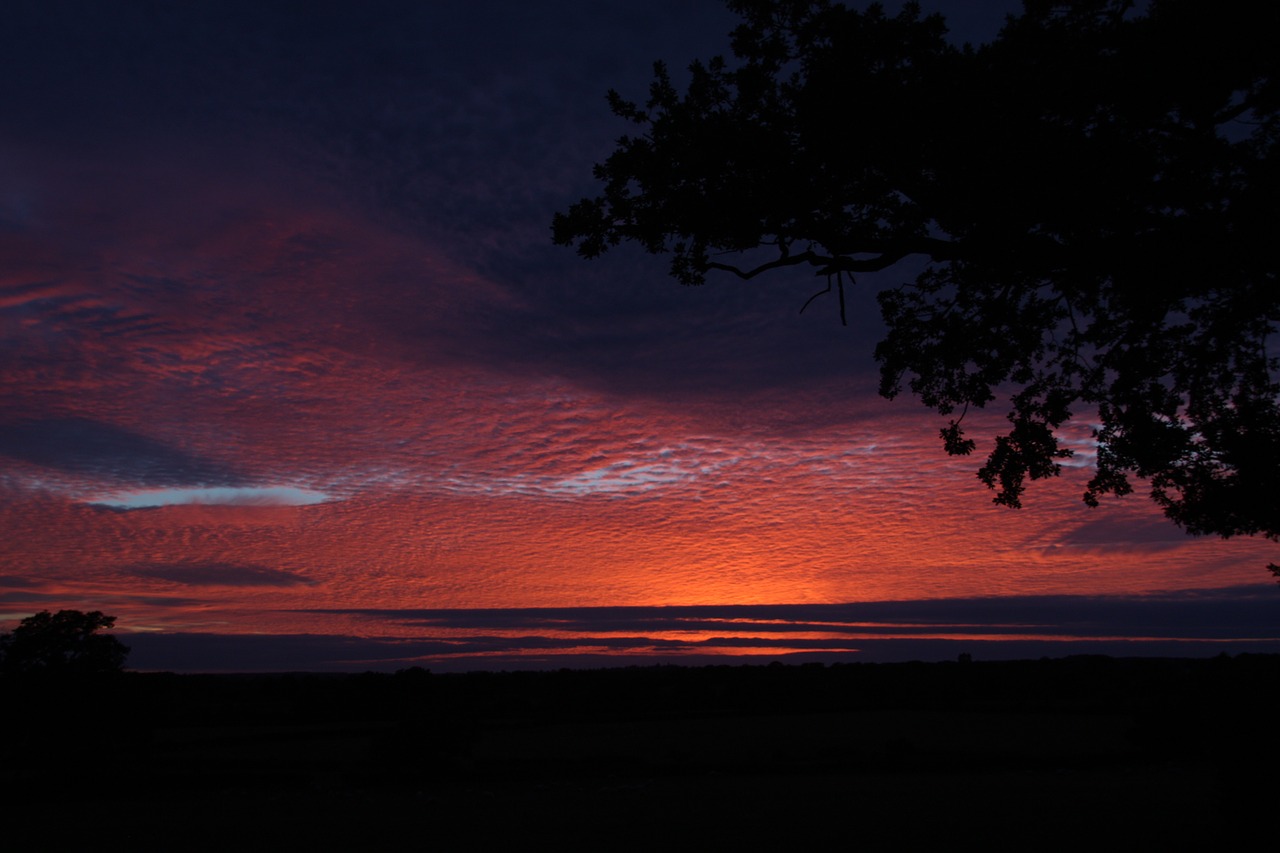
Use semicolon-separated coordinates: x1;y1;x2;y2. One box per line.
554;0;1280;546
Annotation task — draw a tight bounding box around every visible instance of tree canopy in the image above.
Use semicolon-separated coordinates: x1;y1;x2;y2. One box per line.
0;610;130;676
553;0;1280;553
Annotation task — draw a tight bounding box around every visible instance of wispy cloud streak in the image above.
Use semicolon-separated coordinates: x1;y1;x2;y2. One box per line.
112;585;1280;672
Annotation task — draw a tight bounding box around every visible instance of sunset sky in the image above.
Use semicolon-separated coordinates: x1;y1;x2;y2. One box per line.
3;0;1276;672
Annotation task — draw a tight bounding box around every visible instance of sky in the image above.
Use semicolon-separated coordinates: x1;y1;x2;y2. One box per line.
2;0;1276;672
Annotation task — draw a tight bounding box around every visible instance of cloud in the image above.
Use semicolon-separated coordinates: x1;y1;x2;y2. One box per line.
127;562;312;587
121;583;1280;672
91;486;330;509
1054;514;1192;552
0;591;67;607
314;584;1280;642
0;417;243;488
0;576;40;588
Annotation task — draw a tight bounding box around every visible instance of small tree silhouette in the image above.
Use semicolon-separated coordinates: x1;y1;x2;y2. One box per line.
0;610;129;676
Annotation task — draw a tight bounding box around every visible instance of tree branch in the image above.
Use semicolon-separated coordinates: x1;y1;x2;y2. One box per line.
701;237;960;280
703;249;827;279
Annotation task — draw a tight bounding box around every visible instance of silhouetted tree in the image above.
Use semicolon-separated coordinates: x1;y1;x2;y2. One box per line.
0;610;130;676
554;1;1280;556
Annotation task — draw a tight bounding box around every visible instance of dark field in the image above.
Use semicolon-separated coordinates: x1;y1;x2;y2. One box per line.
4;655;1276;849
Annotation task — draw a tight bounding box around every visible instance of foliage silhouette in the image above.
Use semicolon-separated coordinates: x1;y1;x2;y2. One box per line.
553;0;1280;555
0;610;130;676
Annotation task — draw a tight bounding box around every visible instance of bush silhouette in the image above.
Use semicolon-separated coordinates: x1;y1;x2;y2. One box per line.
0;610;129;676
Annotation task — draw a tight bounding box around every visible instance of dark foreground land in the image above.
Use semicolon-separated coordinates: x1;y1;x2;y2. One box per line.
4;655;1277;849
